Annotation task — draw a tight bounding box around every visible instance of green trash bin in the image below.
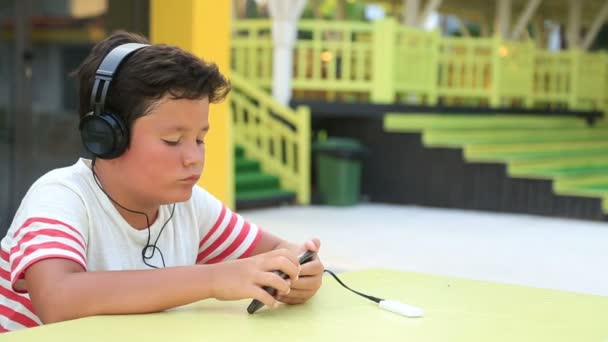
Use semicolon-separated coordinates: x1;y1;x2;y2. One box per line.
313;137;367;206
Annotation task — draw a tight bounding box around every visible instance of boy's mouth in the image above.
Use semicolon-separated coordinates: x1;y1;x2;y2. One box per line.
181;175;200;183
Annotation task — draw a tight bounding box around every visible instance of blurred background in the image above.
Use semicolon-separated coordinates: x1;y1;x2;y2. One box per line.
1;0;608;295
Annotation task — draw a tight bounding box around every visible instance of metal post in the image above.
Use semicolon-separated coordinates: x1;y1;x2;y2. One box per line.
403;0;420;26
268;0;307;106
582;0;608;50
495;0;512;39
511;0;541;40
567;0;582;48
418;0;442;28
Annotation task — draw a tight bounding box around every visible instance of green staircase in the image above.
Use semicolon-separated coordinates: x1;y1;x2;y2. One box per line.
384;114;608;215
235;145;296;209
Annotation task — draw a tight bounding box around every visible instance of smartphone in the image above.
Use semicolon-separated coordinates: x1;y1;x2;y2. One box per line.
247;250;317;314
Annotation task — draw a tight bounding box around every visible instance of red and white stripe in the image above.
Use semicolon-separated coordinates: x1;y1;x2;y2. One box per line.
197;206;261;264
0;247;40;331
10;217;87;292
0;217;87;332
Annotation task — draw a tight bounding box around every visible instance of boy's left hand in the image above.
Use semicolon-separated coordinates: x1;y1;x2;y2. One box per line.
276;238;323;305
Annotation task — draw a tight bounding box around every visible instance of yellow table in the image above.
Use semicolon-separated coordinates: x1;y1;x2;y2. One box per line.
4;269;608;341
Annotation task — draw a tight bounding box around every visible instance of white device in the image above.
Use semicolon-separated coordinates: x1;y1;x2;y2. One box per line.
378;300;424;318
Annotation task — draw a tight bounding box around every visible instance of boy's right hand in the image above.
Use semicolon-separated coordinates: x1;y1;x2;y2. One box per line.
208;248;300;309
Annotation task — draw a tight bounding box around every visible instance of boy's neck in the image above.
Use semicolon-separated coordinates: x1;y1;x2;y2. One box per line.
93;161;159;230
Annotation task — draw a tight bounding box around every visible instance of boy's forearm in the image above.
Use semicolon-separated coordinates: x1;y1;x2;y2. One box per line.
250;231;289;255
32;264;215;324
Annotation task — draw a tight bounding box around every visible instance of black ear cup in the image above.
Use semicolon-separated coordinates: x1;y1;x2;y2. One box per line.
80;110;128;159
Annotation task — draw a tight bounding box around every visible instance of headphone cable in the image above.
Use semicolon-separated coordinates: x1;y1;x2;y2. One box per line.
323;269;383;303
91;157;174;268
322;269;424;318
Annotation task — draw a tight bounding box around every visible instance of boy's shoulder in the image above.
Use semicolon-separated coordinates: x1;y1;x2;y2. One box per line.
13;159;94;218
188;184;226;224
28;158;92;194
5;159;92;240
190;184;220;209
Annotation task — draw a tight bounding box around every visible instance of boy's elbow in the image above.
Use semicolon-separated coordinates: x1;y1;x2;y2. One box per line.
39;312;66;325
36;301;77;325
32;288;86;325
25;259;90;325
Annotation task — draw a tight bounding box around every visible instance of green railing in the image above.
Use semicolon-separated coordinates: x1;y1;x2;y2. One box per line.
232;19;440;103
437;37;494;102
232;20;272;89
573;50;607;110
495;40;535;107
533;50;607;110
533;50;572;106
233;18;608;112
392;22;439;104
230;72;310;204
294;20;374;93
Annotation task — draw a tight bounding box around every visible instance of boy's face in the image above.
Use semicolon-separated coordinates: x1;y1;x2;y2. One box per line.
115;96;210;205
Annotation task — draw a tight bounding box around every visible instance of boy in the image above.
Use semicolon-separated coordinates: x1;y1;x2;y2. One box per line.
0;31;323;332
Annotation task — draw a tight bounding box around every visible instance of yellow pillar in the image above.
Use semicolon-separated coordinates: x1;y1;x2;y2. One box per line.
150;0;234;208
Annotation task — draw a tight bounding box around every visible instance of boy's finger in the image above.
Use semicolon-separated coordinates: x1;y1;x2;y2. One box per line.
276;289;314;303
299;258;324;277
253;287;279;309
303;238;321;252
290;273;322;290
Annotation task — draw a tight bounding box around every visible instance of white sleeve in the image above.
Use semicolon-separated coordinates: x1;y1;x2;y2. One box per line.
192;186;262;264
7;183;88;293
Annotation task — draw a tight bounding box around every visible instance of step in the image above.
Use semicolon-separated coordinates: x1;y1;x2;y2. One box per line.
556;173;608;186
554;173;608;196
384;114;589;132
554;182;608;199
466;140;608;154
235;145;245;158
509;155;608;169
509;161;608;179
236;172;280;192
236;189;296;210
423;128;608;148
235;158;260;173
466;148;608;163
464;142;608;163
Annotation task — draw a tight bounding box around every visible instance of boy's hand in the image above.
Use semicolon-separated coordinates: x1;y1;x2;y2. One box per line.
276;238;324;305
209;248;300;309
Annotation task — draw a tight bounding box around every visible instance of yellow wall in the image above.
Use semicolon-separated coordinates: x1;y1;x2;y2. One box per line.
149;0;234;208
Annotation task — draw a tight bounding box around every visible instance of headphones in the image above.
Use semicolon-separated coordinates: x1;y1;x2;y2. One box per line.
80;43;150;159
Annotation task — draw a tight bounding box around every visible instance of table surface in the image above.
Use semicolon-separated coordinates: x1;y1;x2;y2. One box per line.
4;268;608;341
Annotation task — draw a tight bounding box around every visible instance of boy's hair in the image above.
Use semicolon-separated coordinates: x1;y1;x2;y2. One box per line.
73;30;230;133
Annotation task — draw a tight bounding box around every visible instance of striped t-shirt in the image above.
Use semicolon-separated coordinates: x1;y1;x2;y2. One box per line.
0;158;262;332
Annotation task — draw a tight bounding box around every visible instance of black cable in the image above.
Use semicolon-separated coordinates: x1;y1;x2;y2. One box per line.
323;269;383;303
91;157;173;268
141;203;175;268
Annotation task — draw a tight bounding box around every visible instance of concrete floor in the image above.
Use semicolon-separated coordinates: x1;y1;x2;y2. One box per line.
240;204;608;296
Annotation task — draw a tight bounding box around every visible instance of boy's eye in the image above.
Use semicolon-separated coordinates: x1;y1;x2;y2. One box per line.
163;139;180;146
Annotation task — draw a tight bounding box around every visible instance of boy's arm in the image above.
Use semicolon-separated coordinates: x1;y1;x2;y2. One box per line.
249;230;289;255
25;249;300;324
250;231;318;257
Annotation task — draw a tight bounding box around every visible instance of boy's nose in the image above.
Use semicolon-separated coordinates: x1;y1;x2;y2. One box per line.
183;143;204;166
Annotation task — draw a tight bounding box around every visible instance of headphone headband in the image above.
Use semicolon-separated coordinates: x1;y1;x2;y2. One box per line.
90;43;150;115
